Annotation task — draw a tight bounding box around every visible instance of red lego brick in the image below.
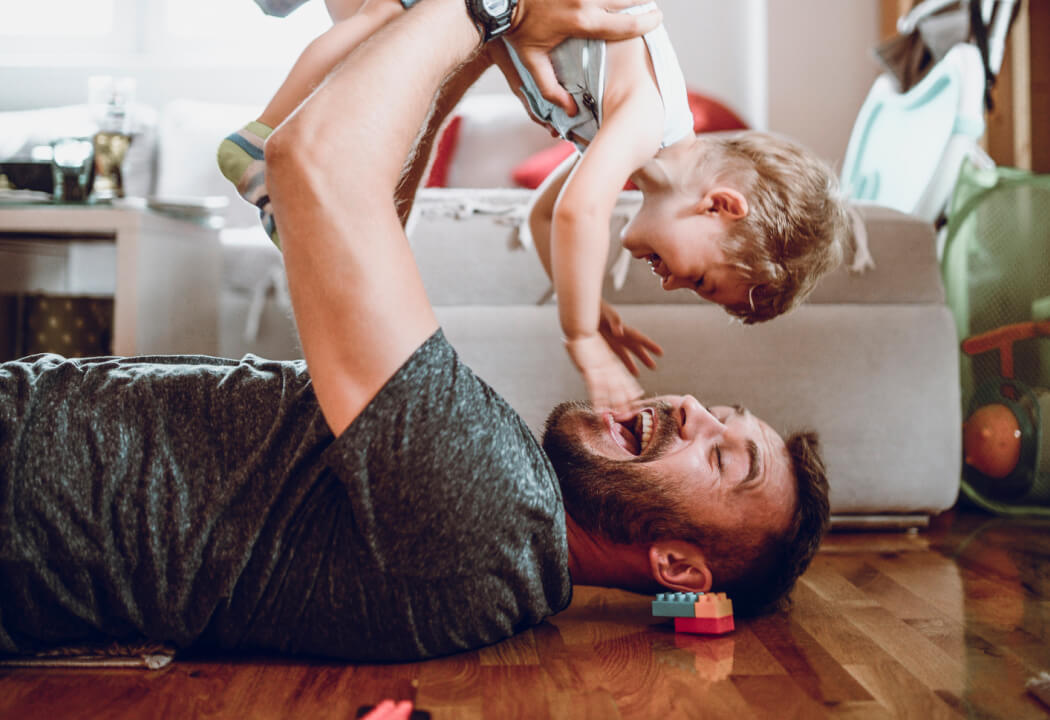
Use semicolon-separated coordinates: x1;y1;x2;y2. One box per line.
674;615;735;635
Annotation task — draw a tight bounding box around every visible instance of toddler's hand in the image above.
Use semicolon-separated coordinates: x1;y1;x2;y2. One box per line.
505;0;661;116
598;301;663;375
565;334;644;413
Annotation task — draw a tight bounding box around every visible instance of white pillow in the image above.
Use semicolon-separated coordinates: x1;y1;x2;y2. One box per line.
155;99;264;228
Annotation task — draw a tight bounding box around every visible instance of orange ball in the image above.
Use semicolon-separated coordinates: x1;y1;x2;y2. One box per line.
963;403;1022;479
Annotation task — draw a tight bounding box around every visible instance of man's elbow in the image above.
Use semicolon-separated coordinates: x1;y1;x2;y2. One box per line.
265;121;313;198
265;117;348;222
267;113;389;212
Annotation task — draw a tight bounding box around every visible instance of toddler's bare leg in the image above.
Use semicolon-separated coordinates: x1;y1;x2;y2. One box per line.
259;1;401;127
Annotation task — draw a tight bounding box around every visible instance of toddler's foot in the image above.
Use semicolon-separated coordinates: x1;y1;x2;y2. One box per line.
217;121;280;248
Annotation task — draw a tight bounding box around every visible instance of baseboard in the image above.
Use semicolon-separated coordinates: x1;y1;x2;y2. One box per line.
829;514;930;530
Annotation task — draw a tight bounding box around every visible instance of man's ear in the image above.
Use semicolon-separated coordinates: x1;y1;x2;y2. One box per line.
648;540;713;593
699;188;749;220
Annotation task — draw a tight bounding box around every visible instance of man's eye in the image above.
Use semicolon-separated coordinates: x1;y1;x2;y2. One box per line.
715;446;724;472
694;276;706;291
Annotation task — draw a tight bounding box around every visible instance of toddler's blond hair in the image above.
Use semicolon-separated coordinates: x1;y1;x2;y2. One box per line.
697;133;853;324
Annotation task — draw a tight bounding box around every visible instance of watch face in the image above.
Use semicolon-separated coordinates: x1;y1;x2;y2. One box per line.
482;0;509;15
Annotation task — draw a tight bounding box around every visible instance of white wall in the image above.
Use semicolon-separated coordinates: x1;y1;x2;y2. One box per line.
662;0;769;131
474;0;882;165
0;0;882;166
491;0;881;165
766;0;883;165
468;0;767;130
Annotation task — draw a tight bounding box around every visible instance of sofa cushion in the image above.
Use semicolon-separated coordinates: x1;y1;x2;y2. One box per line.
437;302;961;515
806;203;945;305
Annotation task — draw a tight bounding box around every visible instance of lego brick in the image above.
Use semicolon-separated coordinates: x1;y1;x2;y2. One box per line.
692;592;733;619
674;615;735;635
652;592;703;617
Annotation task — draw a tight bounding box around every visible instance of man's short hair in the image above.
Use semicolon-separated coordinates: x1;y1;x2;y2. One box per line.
711;430;830;616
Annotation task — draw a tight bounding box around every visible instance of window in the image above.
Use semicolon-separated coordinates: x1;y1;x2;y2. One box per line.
0;0;135;57
1;0;116;36
154;0;330;65
0;0;329;66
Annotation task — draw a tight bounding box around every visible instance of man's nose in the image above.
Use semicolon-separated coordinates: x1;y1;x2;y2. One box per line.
679;395;726;441
619;220;639;246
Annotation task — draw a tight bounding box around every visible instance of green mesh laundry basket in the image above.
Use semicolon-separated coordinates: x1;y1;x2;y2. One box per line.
941;159;1050;515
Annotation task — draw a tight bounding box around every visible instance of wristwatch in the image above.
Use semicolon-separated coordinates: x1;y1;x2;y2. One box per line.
464;0;518;42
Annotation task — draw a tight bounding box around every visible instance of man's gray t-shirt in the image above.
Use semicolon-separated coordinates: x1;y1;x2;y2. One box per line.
0;330;572;661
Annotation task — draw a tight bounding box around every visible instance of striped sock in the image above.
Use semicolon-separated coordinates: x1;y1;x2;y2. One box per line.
217;121;280;248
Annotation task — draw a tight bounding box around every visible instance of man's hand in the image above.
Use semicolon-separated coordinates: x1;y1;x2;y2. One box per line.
505;0;661;116
598;300;663;376
565;333;645;413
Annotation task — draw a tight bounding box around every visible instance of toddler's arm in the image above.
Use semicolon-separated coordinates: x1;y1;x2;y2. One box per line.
543;73;663;410
527;153;662;387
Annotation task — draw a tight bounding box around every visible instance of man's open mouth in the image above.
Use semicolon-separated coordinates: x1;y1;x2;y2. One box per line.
645;254;668;278
610;408;655;456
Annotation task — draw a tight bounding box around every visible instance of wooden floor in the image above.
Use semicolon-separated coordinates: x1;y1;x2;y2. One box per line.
2;508;1049;719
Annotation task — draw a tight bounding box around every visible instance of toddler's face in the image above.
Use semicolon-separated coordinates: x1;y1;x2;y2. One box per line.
621;204;750;309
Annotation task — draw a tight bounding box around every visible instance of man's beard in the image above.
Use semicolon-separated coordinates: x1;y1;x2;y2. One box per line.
541;400;695;546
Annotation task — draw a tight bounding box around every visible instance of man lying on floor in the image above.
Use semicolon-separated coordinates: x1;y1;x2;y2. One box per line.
0;0;829;662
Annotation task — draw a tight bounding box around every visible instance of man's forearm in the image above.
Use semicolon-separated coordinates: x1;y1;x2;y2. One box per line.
395;49;494;226
263;0;482;434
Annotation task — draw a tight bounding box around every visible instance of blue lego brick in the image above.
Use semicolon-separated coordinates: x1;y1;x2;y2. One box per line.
651;592;703;618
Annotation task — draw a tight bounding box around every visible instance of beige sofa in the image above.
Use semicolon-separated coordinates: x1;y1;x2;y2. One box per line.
211;186;961;524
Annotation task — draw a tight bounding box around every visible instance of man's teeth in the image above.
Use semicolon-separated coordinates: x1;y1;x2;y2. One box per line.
635;410;653;453
647;255;668;279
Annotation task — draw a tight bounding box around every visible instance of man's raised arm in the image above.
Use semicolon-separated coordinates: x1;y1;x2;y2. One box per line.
265;0;659;436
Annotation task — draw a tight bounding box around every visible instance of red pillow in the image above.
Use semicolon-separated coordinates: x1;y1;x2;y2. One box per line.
687;91;749;135
510;91;749;190
425;114;462;188
510;141;577;190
